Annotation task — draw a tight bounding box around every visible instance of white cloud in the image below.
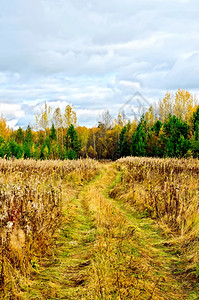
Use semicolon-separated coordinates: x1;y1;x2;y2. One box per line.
119;80;141;90
7;119;19;130
0;0;199;128
76;108;104;127
0;104;25;119
164;52;199;89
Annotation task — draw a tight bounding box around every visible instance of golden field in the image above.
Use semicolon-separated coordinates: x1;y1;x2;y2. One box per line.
0;157;198;299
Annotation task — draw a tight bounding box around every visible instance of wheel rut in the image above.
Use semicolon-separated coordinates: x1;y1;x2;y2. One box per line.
24;163;191;299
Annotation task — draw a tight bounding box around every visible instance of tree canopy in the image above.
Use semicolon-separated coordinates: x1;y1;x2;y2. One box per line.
0;91;199;160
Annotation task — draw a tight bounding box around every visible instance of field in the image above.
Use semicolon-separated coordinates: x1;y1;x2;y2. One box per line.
0;158;199;299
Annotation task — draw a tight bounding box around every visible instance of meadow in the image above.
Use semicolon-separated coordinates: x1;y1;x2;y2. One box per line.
0;157;198;299
0;158;99;299
114;157;199;274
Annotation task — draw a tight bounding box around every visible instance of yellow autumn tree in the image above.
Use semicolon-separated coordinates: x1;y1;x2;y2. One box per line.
158;89;196;124
158;92;173;122
174;89;195;122
53;107;63;144
114;111;127;127
35;102;52;134
77;126;89;157
63;105;77;128
145;106;156;127
0;114;11;139
53;107;63;129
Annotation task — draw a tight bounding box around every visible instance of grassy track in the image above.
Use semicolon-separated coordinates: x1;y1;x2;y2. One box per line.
24;163;198;299
23;178;99;299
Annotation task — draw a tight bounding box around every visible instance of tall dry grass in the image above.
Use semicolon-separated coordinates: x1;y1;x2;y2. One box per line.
0;158;99;299
82;166;184;299
112;157;199;278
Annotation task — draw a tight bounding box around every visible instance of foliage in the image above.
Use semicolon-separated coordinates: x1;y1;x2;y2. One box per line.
65;124;81;159
119;124;130;157
131;116;147;156
49;123;56;141
0;90;198;160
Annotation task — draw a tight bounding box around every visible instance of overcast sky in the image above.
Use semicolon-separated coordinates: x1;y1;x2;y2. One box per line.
1;0;199;128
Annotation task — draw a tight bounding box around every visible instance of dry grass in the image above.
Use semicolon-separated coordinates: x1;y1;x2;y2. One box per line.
0;158;99;299
112;157;199;283
80;165;187;299
1;157;198;299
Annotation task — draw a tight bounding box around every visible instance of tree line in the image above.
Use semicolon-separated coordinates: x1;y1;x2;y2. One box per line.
0;89;199;160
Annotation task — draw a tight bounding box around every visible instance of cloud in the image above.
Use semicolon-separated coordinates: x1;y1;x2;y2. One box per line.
0;0;199;128
119;80;141;90
76;108;104;127
164;52;199;89
0;103;24;119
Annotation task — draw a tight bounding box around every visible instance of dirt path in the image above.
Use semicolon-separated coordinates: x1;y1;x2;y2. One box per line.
24;163;195;299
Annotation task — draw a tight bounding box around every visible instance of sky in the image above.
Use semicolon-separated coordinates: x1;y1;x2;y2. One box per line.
1;0;199;129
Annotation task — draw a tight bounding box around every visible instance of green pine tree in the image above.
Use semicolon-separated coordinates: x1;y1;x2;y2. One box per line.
131;116;147;157
50;123;56;141
25;125;33;143
65;124;81;159
119;125;130;157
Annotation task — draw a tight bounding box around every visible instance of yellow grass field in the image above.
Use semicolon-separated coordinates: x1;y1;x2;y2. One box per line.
0;158;198;299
